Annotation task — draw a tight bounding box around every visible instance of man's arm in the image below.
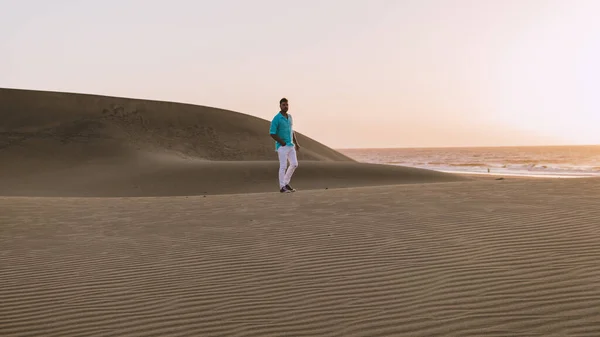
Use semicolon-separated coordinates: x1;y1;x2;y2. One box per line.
269;117;286;146
293;132;300;150
271;133;286;146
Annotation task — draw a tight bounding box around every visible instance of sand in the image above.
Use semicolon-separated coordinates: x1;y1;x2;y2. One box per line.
3;178;600;336
0;87;352;162
2;88;600;336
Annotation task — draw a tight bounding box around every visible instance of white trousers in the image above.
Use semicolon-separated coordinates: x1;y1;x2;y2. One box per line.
277;145;298;188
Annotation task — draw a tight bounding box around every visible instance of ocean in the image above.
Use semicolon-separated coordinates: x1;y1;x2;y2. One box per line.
338;145;600;178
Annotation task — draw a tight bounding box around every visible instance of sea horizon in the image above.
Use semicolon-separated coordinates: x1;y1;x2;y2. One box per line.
336;144;600;150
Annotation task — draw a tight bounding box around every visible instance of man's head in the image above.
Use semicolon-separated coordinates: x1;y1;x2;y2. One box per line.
279;97;289;113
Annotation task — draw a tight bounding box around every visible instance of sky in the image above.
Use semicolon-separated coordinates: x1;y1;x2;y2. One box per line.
2;0;599;149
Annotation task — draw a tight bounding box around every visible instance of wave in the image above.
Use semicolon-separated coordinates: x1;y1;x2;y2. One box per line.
447;163;488;167
338;146;600;178
384;162;600;178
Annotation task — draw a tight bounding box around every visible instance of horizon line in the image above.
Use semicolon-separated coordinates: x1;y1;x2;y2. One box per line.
336;144;600;150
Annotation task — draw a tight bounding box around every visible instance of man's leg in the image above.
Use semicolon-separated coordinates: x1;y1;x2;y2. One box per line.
277;146;290;190
283;146;298;188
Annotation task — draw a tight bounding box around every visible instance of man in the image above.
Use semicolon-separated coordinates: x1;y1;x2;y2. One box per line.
269;97;300;193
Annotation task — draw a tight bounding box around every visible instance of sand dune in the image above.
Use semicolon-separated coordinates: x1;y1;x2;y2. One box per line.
2;178;600;336
0;88;466;196
3;88;599;335
1;87;352;162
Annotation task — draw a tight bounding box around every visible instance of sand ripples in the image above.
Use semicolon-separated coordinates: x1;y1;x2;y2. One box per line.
2;179;600;336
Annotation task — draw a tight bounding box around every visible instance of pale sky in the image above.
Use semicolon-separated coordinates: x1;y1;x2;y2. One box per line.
2;0;599;148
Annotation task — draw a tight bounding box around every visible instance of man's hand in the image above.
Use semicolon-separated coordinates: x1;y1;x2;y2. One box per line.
295;144;300;152
271;134;286;147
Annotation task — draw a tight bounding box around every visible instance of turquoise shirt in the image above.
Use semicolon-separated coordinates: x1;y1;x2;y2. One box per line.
269;112;294;150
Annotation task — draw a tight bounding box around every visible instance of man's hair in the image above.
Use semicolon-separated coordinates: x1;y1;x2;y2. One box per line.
280;97;288;104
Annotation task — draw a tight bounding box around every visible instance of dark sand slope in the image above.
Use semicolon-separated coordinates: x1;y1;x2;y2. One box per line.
0;88;467;196
0;88;352;162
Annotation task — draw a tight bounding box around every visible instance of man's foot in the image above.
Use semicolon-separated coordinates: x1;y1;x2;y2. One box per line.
280;186;292;193
285;184;296;192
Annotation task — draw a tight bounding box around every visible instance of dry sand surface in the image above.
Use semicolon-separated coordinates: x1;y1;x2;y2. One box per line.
2;88;600;336
3;178;600;336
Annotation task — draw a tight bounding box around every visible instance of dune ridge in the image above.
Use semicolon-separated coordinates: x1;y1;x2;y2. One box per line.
2;178;600;336
0;87;351;162
0;88;467;196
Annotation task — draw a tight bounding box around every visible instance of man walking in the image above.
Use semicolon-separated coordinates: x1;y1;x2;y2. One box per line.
269;97;300;193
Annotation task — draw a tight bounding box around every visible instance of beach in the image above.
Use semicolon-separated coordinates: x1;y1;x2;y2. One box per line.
2;88;600;336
